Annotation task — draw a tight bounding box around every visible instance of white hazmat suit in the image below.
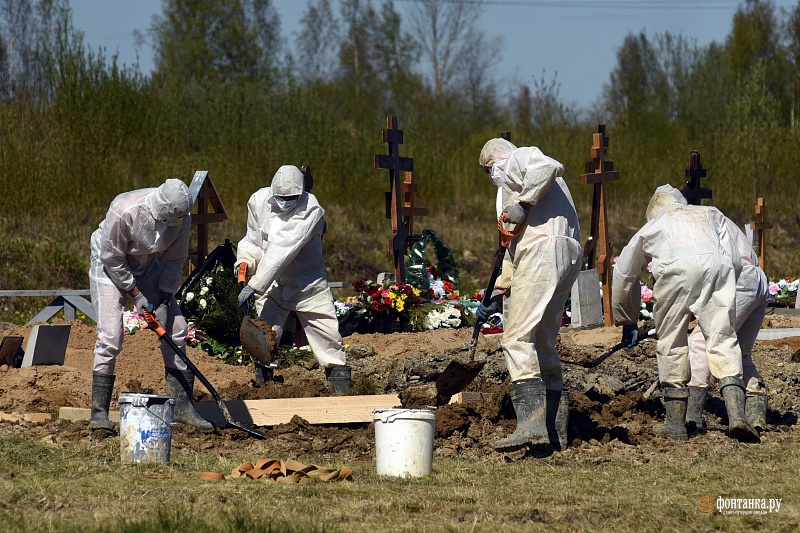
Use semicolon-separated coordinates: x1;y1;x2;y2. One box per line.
89;179;192;374
612;184;759;443
612;185;743;388
479;139;582;387
687;217;767;395
236;165;346;369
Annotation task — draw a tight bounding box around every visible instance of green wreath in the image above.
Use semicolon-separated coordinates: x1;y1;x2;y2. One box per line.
405;229;460;293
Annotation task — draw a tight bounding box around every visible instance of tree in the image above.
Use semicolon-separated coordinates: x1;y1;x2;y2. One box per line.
407;0;487;99
150;0;281;85
296;0;339;82
785;3;800;127
337;0;378;98
724;0;790;125
604;31;655;124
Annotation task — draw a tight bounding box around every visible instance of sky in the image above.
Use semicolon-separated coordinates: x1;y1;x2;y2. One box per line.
69;0;797;109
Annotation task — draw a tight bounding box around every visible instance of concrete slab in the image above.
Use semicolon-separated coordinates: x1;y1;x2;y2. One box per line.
21;324;71;367
756;328;800;340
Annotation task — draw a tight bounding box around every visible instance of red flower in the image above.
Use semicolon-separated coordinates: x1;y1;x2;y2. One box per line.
473;292;484;301
427;265;439;279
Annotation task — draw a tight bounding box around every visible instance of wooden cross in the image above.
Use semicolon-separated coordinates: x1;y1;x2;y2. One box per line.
581;124;620;327
374;116;415;283
501;131;512;142
187;171;228;273
401;171;428;236
750;197;773;273
680;150;711;205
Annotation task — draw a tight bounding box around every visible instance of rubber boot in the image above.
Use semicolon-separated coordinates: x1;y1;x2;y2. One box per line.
325;365;352;394
653;387;689;441
746;394;768;432
719;376;760;443
494;379;549;452
165;368;214;430
546;390;570;450
88;371;116;431
685;386;708;434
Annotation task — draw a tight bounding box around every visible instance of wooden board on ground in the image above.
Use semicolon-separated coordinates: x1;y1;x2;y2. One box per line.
59;393;467;426
0;412;53;424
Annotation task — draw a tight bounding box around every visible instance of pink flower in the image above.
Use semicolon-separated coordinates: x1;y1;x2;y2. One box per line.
769;283;779;295
647;262;653;272
641;286;653;302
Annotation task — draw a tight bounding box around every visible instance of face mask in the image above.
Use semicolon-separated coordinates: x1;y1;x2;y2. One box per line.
164;217;184;227
274;197;299;212
489;165;504;188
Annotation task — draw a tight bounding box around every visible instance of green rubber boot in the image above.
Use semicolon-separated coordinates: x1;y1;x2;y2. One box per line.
494;379;550;452
745;394;768;432
88;371;116;431
165;368;214;430
685;386;708;434
654;387;689;441
720;376;760;443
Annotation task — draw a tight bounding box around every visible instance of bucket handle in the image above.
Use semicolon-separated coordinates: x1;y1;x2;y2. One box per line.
376;409;422;423
126;396;177;427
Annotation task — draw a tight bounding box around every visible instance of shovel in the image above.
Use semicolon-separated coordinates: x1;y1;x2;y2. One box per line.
142;308;268;439
237;263;278;366
585;330;653;368
434;213;524;406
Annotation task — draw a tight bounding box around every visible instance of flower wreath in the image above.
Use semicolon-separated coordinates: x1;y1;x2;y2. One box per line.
405;229;460;292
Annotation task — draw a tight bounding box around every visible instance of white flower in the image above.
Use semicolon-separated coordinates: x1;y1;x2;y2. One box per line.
200;286;210;296
199;299;207;309
185;292;195;302
205;277;214;286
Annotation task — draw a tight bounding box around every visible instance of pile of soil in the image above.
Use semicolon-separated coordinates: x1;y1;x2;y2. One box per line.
1;311;799;463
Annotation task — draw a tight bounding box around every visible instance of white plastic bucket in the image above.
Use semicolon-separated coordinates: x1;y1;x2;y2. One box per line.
373;408;436;477
119;393;175;464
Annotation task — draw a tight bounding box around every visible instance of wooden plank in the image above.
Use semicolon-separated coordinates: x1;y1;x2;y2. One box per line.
59;394;405;427
580;171;620;184
0;290;90;297
0;412;54;424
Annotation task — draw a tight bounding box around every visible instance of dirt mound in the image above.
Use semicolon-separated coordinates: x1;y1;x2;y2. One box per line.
2;313;800;461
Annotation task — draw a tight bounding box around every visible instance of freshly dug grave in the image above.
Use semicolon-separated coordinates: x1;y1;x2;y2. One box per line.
1;311;799;464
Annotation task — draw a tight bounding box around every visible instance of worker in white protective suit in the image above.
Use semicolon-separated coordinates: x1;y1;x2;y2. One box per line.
686;216;769;434
236;165;350;392
88;179;212;432
612;184;759;443
476;138;582;452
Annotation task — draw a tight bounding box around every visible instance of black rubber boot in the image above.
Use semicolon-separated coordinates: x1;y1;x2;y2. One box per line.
89;371;116;431
325;365;352;394
720;376;760;443
746;394;768;432
654;387;689;441
546;390;570;450
685;386;708;434
165;368;214;430
494;379;549;452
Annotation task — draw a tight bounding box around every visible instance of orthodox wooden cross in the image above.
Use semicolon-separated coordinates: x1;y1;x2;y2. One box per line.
401;171;428;236
750;197;773;273
187;171;228;273
581;124;620;327
374;116;415;283
680;150;711;205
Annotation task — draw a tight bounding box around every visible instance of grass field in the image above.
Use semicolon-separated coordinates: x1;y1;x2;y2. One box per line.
1;428;799;532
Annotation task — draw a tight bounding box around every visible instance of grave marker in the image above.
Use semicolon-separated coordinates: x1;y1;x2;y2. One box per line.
749;197;773;273
21;324;71;367
679;151;711;205
581;124;620;327
188;171;228;272
374;116;415;283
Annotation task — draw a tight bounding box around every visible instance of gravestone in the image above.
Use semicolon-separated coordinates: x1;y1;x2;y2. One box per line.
679;151;711;205
570;270;604;328
21;324;71;367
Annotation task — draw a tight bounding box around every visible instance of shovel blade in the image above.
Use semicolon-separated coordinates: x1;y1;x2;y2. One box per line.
435;360;486;405
240;317;277;366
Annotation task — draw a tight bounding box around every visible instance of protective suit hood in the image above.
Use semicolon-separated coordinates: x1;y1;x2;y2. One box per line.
147;179;192;221
478;138;518;170
646;184;688;221
268;165;306;212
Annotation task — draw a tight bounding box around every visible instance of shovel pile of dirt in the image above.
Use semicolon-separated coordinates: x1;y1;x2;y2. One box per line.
1;312;799;462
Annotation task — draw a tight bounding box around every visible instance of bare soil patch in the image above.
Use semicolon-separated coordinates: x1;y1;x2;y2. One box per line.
2;312;799;464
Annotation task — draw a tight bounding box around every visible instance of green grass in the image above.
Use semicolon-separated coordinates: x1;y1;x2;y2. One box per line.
1;430;799;532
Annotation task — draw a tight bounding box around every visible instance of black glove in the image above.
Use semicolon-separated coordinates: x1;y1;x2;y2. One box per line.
155;300;170;325
622;324;639;349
